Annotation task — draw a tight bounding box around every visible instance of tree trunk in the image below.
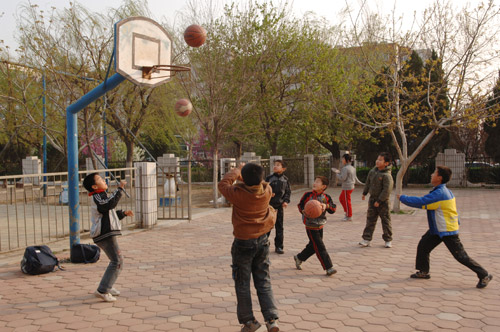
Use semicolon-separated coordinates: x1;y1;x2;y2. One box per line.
393;160;409;212
125;140;134;168
271;141;277;155
234;140;242;160
0;132;16;161
82;109;97;170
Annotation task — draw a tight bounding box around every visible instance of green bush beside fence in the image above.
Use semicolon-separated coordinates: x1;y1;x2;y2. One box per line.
356;165;433;184
468;166;500;184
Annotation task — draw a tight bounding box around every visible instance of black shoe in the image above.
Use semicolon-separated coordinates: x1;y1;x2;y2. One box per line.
410;271;431;279
275;248;284;254
476;274;493;288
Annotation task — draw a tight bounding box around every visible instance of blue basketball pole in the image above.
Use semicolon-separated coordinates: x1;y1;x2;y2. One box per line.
66;73;126;247
42;73;47;197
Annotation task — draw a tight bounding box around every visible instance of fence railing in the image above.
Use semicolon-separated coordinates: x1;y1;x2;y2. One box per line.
0;168;136;253
156;165;190;220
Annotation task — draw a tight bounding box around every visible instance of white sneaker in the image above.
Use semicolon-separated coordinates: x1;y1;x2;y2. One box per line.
385;241;392;248
359;240;371;247
109;288;120;296
94;290;117;302
342;216;352;222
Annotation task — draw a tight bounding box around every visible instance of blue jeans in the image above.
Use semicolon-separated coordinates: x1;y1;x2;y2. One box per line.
96;236;123;293
231;234;279;324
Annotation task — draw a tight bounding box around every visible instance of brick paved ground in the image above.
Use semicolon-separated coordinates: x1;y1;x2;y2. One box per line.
0;187;499;331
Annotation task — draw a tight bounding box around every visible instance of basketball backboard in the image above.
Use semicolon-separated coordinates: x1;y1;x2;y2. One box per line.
115;16;172;87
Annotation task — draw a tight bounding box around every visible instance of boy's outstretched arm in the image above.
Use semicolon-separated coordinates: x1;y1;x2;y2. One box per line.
399;190;441;210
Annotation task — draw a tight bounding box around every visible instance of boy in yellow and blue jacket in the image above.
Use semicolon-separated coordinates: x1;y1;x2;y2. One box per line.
398;166;492;289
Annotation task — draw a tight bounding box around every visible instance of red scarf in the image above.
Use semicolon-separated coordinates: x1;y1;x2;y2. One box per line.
88;189;106;196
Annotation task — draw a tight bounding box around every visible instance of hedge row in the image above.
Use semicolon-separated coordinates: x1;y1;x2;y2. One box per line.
356;166;500;184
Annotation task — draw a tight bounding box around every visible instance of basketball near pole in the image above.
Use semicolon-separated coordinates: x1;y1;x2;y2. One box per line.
184;24;207;47
175;99;193;117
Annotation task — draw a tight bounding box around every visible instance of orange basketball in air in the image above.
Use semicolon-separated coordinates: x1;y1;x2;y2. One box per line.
175;99;192;117
304;200;323;218
184;24;207;48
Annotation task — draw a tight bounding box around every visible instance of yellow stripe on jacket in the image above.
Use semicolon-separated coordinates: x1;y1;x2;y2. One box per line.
425;198;459;233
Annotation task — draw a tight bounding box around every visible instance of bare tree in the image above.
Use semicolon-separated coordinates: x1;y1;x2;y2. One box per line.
341;0;500;211
2;0;170;170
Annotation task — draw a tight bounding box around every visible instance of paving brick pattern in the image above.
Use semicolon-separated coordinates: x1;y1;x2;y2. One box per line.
1;187;499;331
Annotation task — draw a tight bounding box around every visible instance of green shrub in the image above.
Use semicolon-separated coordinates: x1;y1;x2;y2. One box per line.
357;165;432;184
356;167;372;183
468;166;500;184
491;167;500;184
408;165;433;184
180;166;213;182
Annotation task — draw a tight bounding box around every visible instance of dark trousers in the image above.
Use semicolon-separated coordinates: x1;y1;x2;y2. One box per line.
95;236;123;293
416;230;488;279
362;199;392;242
267;206;284;249
297;228;333;270
231;234;279;324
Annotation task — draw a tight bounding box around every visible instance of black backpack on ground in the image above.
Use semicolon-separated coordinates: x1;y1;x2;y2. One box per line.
70;243;100;263
21;245;61;275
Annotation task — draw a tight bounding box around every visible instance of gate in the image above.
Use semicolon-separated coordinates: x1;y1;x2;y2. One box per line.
156;161;191;220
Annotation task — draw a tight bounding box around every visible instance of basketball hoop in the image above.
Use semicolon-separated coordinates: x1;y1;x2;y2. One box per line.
141;64;191;80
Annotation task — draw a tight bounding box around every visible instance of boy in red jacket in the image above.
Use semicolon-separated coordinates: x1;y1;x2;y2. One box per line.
294;176;337;276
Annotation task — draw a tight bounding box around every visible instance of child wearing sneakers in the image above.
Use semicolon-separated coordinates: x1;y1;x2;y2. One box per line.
398;166;492;288
265;159;291;254
359;152;394;248
83;173;133;302
218;163;280;332
294;176;337;276
332;153;356;221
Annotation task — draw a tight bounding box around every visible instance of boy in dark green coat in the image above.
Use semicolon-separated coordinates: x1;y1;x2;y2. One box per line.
359;152;394;248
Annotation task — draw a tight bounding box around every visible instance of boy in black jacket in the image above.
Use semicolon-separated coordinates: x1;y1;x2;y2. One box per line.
265;160;291;254
83;173;133;302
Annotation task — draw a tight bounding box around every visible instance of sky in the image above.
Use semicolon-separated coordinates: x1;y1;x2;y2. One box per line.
1;0;479;52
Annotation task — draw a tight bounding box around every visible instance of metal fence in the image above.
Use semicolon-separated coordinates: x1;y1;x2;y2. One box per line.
156;164;190;220
0;168;136;253
465;157;500;184
184;157;306;185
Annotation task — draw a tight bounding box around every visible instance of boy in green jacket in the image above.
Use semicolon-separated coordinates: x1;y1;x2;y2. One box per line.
359;152;394;248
